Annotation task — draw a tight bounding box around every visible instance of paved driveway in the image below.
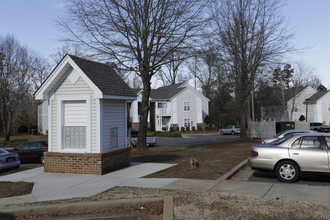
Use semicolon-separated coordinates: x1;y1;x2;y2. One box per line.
156;134;239;147
233;164;330;186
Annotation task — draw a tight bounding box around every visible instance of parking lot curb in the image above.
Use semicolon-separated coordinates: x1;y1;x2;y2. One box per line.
3;197;167;218
217;159;248;182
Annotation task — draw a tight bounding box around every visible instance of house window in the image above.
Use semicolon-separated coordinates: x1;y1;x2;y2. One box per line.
184;102;190;111
138;102;141;115
158;103;167;108
184;118;190;127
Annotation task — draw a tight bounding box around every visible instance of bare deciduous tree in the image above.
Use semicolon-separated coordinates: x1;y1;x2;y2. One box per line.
58;0;206;150
29;52;51;92
157;50;188;86
212;0;293;138
0;35;31;141
186;49;220;98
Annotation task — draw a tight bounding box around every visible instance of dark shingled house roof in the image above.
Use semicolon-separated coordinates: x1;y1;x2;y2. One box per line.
132;83;186;100
150;83;186;100
262;86;308;106
69;55;136;98
307;91;330;104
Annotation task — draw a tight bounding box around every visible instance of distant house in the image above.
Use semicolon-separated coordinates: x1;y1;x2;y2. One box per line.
260;86;330;125
130;82;209;131
35;54;136;175
306;90;330;125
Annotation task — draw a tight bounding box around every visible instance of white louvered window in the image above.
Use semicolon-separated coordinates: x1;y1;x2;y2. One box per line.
63;100;87;149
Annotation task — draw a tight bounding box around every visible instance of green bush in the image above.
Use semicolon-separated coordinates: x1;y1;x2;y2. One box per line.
17;125;28;133
192;126;196;131
0;139;28;148
175;127;179;131
186;126;190;131
181;127;185;132
169;127;174;132
153;131;182;138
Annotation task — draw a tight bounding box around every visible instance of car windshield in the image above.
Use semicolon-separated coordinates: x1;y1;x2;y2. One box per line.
274;130;287;138
270;134;294;145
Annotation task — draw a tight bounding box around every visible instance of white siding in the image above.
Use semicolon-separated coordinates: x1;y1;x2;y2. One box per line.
102;99;126;152
176;89;197;128
64;101;87;126
51;68;96;152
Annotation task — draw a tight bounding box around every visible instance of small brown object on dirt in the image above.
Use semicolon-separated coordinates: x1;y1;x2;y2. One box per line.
190;157;199;169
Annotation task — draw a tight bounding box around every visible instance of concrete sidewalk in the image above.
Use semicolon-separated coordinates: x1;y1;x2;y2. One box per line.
1;160;330;208
0;162;178;205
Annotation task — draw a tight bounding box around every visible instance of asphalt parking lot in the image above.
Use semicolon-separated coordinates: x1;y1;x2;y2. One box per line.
232;164;330;186
0;163;43;176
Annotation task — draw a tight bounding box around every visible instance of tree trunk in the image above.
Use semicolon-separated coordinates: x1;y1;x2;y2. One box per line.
239;98;247;139
137;77;151;151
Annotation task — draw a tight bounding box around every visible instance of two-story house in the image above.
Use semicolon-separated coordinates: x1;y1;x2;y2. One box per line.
261;86;330;125
306;90;330;125
130;82;209;131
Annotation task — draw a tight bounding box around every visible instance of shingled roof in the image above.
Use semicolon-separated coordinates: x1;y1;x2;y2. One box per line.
307;91;330;104
150;83;186;100
261;86;307;106
69;55;136;98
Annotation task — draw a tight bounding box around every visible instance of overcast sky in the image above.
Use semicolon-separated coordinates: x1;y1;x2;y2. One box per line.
1;0;329;88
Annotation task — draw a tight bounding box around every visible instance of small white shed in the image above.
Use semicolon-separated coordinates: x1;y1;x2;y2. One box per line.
35;55;136;175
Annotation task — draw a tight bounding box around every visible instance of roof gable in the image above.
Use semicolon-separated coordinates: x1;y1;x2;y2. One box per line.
150;82;186;100
261;86;311;106
308;91;330;104
35;55;136;100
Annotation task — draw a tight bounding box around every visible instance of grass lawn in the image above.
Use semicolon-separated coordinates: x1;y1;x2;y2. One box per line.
0;134;48;149
0;181;34;198
131;138;259;180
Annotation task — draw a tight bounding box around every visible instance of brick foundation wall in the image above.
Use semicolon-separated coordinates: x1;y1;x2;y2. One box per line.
44;148;131;175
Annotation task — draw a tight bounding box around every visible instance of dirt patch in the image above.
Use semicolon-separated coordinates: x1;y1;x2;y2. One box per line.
6;187;330;220
131;139;258;180
0;181;34;198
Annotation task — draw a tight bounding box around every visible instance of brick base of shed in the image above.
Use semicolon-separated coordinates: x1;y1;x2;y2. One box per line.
44;148;131;175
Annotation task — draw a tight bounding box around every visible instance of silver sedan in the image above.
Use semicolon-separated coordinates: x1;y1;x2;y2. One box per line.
249;133;330;183
0;149;20;171
261;129;317;144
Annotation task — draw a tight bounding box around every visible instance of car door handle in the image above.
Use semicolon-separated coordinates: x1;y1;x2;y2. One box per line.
293;153;299;155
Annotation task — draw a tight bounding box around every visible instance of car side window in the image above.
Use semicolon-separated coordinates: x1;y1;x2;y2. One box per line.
291;138;301;148
325;137;330;149
30;143;42;150
300;136;322;149
16;143;28;150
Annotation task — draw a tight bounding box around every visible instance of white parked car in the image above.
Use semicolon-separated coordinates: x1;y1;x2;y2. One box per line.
219;125;240;135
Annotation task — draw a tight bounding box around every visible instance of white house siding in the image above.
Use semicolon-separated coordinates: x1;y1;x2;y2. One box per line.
321;93;330;125
286;87;316;121
177;89;197;128
202;98;209;120
38;101;48;135
51;68;96;152
102;99;126;152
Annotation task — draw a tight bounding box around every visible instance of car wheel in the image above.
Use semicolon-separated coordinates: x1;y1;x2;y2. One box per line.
231;131;235;135
40;154;45;164
276;161;300;183
220;131;224;135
